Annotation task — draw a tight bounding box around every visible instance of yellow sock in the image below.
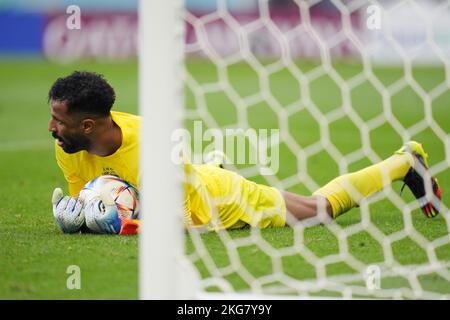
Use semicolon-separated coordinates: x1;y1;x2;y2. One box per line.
313;153;414;218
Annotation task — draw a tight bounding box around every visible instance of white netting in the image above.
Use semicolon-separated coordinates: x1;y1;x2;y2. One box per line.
182;0;450;299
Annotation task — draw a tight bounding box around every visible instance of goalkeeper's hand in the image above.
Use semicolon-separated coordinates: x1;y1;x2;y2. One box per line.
52;188;85;233
81;188;140;235
81;188;122;234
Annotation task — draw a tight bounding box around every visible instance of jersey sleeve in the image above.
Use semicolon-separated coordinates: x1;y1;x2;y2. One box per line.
68;181;87;197
55;144;86;196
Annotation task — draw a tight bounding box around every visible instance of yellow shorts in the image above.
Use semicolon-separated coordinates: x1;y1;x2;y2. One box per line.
184;163;286;231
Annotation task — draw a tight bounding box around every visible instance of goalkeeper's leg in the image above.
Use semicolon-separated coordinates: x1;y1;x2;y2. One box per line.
281;192;333;223
284;141;441;221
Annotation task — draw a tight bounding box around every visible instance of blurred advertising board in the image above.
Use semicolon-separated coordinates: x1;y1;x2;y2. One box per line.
1;3;449;65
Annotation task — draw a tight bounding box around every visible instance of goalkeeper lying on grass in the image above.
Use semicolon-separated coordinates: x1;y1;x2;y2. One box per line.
48;71;442;235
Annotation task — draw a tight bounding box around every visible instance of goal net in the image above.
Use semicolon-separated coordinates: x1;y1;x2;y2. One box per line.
140;0;450;299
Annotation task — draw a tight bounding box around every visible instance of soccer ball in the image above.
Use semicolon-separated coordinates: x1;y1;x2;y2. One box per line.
80;175;140;233
81;175;140;220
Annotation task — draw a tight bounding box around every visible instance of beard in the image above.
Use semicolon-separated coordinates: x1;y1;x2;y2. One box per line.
52;131;90;154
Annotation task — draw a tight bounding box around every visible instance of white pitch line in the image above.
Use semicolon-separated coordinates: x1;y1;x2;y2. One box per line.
0;139;54;152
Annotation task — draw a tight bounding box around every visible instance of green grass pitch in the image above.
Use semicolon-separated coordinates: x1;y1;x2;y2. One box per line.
0;59;449;299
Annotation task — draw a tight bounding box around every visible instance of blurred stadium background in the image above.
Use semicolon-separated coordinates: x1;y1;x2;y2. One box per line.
0;0;449;298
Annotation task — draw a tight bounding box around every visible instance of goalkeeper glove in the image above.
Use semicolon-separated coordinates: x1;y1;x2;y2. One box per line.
81;188;140;235
82;188;122;234
52;188;85;233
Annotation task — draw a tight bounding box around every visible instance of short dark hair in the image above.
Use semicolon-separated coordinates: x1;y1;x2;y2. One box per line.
48;71;116;117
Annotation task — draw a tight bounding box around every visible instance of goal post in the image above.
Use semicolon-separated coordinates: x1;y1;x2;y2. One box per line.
140;0;450;300
139;0;190;299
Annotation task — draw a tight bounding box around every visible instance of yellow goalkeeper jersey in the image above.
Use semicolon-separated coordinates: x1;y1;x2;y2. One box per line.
55;111;286;230
55;111;140;197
